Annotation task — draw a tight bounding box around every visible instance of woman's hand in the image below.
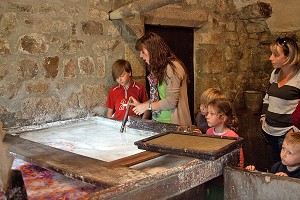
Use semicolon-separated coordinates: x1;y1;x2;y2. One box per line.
260;116;265;125
129;96;141;107
132;103;148;116
129;97;149;116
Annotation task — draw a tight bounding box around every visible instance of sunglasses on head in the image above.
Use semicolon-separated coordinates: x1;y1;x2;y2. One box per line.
276;37;289;54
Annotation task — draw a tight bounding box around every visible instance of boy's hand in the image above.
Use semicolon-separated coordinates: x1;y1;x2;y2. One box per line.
245;165;256;171
274;172;288;177
192;128;202;134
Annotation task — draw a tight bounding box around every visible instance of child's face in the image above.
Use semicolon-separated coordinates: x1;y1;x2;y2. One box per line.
205;105;223;127
280;140;300;168
116;71;131;87
200;104;208;115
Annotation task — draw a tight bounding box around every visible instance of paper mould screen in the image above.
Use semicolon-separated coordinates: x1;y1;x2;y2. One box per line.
145;133;235;151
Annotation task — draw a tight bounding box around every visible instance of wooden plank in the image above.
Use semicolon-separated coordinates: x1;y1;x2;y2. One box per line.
4;135;149;187
106;151;163;167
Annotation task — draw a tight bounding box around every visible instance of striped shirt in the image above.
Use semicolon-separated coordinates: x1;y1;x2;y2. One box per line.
261;68;300;136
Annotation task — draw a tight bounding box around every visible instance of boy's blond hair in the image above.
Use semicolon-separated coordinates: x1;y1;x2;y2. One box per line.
200;88;226;106
285;131;300;146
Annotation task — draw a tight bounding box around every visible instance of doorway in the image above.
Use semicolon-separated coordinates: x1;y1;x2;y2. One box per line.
145;25;194;122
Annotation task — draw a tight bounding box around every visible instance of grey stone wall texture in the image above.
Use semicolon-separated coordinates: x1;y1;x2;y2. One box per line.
0;0;299;127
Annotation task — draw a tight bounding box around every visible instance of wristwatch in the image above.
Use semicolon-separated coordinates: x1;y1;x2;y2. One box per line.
148;102;152;111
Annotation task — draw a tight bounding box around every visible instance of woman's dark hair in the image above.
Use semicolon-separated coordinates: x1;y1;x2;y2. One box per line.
135;32;188;84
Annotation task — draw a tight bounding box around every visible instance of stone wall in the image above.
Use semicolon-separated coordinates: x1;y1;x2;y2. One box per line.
193;1;274;108
0;0;299;128
0;0;146;127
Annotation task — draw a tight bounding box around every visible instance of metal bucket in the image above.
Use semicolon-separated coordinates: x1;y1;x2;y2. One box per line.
244;90;264;112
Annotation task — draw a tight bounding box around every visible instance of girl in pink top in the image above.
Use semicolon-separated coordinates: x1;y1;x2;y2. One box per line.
206;98;244;167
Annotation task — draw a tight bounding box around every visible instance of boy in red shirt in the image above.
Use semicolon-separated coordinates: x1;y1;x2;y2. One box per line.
106;59;150;120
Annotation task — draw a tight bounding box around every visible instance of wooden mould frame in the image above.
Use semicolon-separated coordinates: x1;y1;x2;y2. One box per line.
134;131;244;160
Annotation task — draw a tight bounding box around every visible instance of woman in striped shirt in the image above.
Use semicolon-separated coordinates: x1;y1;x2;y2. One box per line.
261;36;300;165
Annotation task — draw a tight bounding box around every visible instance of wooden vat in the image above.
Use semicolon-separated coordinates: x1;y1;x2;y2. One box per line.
4;117;241;199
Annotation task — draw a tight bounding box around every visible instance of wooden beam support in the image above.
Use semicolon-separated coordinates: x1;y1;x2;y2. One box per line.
109;0;182;20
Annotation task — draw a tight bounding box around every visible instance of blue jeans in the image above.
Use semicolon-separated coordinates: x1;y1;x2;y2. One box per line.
261;128;286;164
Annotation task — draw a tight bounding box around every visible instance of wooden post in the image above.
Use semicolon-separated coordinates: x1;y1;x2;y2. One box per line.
0;122;14;194
109;0;182;20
